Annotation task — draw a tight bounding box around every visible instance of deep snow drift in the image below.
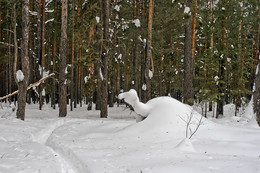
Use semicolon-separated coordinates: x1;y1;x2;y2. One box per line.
0;93;260;173
118;89;206;138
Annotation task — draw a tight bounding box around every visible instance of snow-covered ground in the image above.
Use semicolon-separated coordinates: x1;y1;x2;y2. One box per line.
0;98;260;173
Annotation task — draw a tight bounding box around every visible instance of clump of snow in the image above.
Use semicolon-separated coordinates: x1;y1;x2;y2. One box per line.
132;19;141;27
118;54;122;59
149;70;153;79
118;89;151;117
42;88;46;96
45;18;54;24
65;67;68;74
142;84;147;91
99;68;104;81
95;16;100;23
114;5;120;12
16;70;24;82
84;75;91;83
184;7;190;14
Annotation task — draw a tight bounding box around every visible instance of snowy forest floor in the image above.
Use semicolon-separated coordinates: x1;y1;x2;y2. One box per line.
0;103;260;173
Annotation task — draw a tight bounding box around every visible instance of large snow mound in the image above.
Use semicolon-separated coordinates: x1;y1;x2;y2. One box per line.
118;89;208;137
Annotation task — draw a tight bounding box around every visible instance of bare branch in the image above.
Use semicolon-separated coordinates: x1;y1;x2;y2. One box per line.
189;115;203;139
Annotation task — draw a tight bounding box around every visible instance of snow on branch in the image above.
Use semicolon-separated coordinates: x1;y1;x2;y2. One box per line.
0;73;55;101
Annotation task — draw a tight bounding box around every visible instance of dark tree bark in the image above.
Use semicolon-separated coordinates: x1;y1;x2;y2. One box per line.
100;0;110;118
145;0;153;101
183;0;194;105
16;0;30;120
253;21;260;126
59;0;68;117
37;0;44;110
0;0;1;40
216;0;226;118
70;0;75;111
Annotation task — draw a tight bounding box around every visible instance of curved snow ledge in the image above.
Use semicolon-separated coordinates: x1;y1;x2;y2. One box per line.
32;119;69;144
32;119;90;173
46;135;91;173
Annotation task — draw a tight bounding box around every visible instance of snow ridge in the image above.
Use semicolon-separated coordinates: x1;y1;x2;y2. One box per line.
32;119;90;173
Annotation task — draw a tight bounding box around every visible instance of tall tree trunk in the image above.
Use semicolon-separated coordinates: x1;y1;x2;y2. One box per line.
52;24;57;109
37;0;44;110
8;24;12;98
16;0;30;120
13;3;18;101
145;0;153;101
216;0;226;118
100;0;110;118
70;0;75;111
191;0;197;77
253;11;260;126
208;0;213;112
133;0;140;92
76;0;82;107
183;0;194;105
59;0;68;117
0;0;1;41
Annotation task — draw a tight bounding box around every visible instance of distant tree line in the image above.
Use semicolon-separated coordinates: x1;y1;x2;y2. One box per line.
0;0;259;123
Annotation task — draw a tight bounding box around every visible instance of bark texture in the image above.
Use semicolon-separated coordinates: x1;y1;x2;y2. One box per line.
100;0;110;118
253;21;260;126
145;0;153;101
59;0;68;117
183;0;194;105
17;0;30;120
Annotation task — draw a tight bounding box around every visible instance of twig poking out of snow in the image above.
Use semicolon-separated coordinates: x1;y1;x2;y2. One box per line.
16;70;24;82
179;110;203;139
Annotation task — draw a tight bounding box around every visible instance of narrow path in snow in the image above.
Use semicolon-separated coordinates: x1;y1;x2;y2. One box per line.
32;118;89;173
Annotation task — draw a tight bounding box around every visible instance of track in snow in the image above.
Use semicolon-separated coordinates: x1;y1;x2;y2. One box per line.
32;119;89;173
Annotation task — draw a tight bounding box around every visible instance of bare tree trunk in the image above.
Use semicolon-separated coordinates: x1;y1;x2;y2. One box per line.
253;11;260;126
37;0;44;110
52;26;57;109
145;0;153;101
183;0;194;105
216;0;226;118
100;0;110;118
16;0;30;120
191;0;197;77
70;0;75;111
59;0;68;117
0;0;1;41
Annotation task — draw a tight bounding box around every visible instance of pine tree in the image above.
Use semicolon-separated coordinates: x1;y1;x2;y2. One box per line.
16;0;30;120
59;0;68;117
